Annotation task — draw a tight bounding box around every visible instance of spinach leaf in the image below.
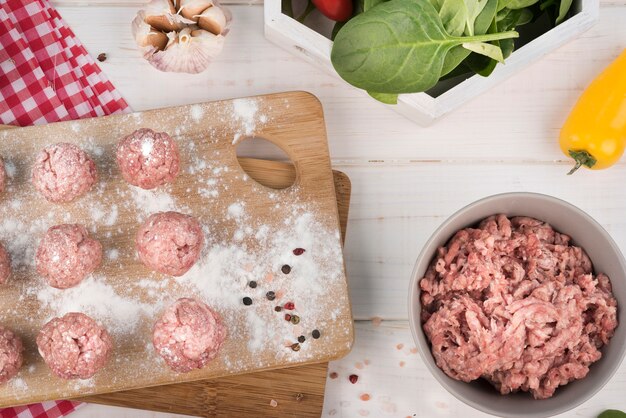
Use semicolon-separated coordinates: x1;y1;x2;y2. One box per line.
364;0;387;10
497;7;533;28
497;0;539;11
439;0;497;76
598;411;626;418
463;41;504;62
555;0;573;23
438;0;468;36
474;0;499;32
368;91;398;104
331;0;518;94
465;0;490;35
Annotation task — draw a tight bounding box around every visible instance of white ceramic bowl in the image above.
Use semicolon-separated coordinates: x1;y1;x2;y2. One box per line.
408;192;626;417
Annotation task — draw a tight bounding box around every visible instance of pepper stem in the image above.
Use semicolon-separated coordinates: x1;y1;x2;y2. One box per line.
567;149;597;175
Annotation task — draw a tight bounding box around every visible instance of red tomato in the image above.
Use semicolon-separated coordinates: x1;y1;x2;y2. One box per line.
312;0;353;21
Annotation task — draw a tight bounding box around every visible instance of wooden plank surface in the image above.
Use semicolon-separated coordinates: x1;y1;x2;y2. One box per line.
0;92;353;406
80;165;351;417
9;1;626;417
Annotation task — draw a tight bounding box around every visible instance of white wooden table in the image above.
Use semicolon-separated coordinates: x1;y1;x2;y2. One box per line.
50;1;626;416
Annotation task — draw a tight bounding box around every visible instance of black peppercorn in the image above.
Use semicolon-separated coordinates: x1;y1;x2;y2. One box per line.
266;291;276;301
248;281;257;288
243;297;252;306
312;329;321;339
298;335;306;343
281;264;291;274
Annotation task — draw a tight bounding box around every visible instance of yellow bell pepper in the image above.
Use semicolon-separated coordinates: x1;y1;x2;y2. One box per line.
560;49;626;175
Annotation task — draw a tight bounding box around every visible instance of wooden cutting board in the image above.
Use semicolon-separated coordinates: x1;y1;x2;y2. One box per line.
0;126;348;417
0;91;353;407
81;160;351;417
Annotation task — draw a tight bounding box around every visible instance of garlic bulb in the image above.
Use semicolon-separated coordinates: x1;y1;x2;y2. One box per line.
178;0;214;20
131;0;231;73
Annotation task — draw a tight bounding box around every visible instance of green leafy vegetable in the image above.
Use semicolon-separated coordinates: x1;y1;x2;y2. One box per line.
330;0;518;94
437;0;468;36
598;410;626;418
464;0;490;34
438;0;497;75
555;0;573;23
497;0;539;11
367;91;399;104
462;41;504;62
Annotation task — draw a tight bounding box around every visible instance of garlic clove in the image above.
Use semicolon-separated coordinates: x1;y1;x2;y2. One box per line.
132;13;170;56
143;0;195;32
149;29;225;74
178;0;214;20
194;6;227;35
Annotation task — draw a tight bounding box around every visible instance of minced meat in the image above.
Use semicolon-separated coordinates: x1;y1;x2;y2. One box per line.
420;214;618;399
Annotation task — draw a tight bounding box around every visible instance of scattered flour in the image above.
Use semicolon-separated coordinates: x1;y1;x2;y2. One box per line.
34;275;157;335
4;160;16;178
141;138;154;158
106;248;119;261
227;202;244;219
231;98;268;144
190;104;204;123
131;187;177;215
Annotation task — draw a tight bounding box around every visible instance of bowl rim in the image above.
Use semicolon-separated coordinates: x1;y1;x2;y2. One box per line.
407;192;626;417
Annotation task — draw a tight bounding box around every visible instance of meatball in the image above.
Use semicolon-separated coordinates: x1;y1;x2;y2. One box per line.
37;312;112;380
136;211;203;276
153;298;225;373
0;325;23;384
0;156;7;194
116;128;180;189
0;244;11;285
36;224;102;289
31;143;98;203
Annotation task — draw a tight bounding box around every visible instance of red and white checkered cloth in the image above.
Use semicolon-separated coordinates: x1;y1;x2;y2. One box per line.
0;0;130;126
0;402;82;418
0;0;131;416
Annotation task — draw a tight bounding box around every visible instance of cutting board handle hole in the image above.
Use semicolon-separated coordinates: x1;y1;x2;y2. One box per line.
235;137;296;190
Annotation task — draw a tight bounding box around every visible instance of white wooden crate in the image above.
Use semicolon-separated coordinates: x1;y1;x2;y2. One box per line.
264;0;599;125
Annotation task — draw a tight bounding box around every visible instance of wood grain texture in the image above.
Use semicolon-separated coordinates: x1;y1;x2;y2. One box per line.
80;166;351;418
0;91;353;407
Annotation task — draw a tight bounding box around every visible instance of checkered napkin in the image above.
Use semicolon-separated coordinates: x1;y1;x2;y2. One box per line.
0;0;130;126
0;402;82;418
0;0;131;416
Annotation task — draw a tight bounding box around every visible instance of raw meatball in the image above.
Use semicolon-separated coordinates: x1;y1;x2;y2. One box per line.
116;128;180;189
37;312;112;380
31;143;98;203
136;211;204;276
36;224;102;289
153;298;226;373
0;156;7;194
0;326;23;384
0;244;11;285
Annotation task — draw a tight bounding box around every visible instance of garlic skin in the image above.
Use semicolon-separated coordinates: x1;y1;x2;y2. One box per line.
149;28;225;74
132;0;231;73
178;0;214;20
194;6;227;35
